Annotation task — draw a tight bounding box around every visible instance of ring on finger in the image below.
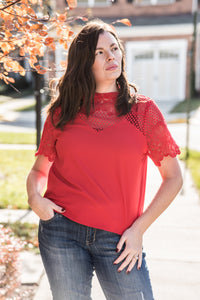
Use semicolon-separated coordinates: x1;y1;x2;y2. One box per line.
134;255;139;260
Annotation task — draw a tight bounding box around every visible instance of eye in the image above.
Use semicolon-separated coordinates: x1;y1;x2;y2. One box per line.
95;50;104;56
111;46;119;52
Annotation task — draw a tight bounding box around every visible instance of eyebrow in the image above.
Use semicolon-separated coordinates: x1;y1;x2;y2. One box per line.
95;43;118;50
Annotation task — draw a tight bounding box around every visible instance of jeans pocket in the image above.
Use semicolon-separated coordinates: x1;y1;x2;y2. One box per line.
40;211;59;224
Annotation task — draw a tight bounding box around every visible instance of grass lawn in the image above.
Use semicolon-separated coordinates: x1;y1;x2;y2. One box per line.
170;97;200;113
0;131;36;144
0;149;35;209
180;149;200;194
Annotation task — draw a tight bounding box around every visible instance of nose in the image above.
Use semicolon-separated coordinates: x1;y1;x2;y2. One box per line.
106;50;115;61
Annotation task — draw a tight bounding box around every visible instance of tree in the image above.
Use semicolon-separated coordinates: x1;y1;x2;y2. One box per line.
0;0;80;86
0;0;81;148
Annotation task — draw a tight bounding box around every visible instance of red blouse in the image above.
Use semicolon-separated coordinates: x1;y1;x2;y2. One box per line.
36;92;180;235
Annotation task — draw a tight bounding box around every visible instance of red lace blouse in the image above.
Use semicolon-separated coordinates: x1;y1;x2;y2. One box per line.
36;92;180;234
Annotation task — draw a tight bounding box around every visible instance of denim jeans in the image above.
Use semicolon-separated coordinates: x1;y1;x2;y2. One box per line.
38;212;154;300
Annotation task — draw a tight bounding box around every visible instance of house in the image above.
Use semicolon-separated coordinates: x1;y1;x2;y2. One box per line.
55;0;200;102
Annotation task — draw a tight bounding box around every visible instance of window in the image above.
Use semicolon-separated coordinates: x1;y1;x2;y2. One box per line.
77;0;111;7
135;0;176;5
135;51;154;60
159;51;179;59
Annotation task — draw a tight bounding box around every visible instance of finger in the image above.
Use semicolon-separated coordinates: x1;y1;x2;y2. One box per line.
50;202;65;213
114;248;129;265
137;252;143;270
116;235;126;252
126;256;138;274
117;254;134;273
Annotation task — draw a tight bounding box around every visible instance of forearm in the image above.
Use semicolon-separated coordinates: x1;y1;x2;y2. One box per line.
26;169;47;204
132;175;183;235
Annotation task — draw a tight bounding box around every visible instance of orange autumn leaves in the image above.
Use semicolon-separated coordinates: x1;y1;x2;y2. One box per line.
0;0;77;84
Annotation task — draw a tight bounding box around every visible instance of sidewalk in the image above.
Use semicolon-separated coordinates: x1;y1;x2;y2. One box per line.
144;160;200;299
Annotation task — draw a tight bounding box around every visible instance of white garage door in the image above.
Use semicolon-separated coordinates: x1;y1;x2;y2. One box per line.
126;39;188;101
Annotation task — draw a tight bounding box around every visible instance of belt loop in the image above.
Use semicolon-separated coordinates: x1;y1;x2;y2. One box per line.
86;227;96;245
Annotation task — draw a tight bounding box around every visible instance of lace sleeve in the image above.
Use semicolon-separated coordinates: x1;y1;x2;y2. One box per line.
35;113;59;162
144;99;180;166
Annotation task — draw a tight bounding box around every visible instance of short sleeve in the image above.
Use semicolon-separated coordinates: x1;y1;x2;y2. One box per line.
144;99;180;166
35;112;60;162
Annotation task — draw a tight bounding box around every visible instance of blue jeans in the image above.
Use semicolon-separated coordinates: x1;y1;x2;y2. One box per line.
38;213;154;300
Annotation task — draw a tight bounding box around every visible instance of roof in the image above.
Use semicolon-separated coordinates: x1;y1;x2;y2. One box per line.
101;13;200;27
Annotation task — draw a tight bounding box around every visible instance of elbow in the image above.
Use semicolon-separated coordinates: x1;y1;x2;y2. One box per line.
175;168;183;193
177;173;183;192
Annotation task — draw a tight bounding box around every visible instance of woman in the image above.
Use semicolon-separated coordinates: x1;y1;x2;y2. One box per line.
27;20;183;300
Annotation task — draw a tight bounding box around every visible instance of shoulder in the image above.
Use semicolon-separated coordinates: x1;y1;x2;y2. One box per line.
46;106;61;127
128;94;165;128
130;94;157;114
136;94;156;106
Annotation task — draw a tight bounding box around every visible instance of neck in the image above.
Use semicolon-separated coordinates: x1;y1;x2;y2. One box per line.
95;82;118;93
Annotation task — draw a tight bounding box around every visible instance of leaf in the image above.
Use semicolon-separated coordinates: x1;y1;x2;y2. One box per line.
6;77;15;83
57;13;66;22
0;43;10;53
63;41;68;50
29;24;43;32
28;56;38;68
26;7;37;17
5;30;12;38
56;27;63;36
37;69;47;74
44;37;54;46
50;43;56;51
60;61;67;68
17;17;25;26
67;0;77;8
35;65;47;74
69;30;74;37
20;48;25;56
59;38;64;45
28;0;38;5
19;69;26;76
3;76;15;84
38;30;48;37
113;18;132;27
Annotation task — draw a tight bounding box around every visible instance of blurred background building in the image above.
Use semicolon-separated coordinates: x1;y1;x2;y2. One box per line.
53;0;200;103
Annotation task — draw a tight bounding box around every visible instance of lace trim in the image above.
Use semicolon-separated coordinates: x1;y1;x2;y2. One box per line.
125;95;180;166
35;109;61;162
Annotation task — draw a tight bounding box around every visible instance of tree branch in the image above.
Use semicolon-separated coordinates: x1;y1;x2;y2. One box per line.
0;0;21;11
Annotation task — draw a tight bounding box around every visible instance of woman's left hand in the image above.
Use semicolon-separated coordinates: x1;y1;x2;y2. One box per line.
113;226;143;274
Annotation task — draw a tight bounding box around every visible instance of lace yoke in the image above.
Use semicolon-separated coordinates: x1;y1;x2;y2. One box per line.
79;92;122;131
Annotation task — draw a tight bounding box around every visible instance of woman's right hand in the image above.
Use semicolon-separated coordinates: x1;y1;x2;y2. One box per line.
26;155;65;221
28;194;65;221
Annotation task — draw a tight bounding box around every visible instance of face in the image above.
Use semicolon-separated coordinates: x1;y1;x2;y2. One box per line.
92;31;122;92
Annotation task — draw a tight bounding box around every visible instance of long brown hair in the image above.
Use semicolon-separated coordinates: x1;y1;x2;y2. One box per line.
48;20;137;129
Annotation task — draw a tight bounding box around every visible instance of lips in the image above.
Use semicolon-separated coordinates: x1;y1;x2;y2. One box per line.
106;64;118;71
